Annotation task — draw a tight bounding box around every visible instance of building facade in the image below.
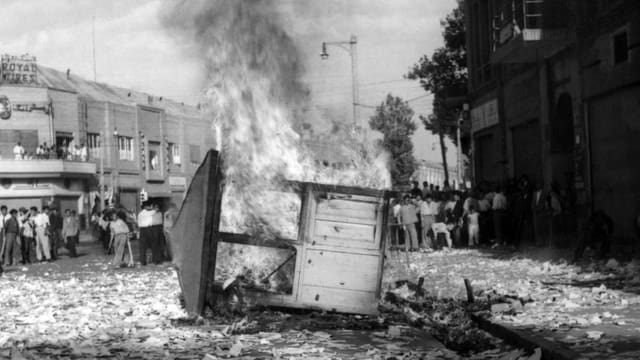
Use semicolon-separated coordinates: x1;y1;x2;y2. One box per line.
0;59;215;225
465;0;640;247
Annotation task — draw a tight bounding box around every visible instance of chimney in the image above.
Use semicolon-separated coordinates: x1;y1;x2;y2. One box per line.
66;69;70;79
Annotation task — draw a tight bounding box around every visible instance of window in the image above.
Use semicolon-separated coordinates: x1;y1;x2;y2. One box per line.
169;143;181;165
148;141;160;171
87;133;100;159
613;31;629;64
189;145;200;165
117;136;134;161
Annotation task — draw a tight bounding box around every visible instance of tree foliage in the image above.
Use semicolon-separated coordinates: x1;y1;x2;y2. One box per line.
406;0;467;145
369;94;417;187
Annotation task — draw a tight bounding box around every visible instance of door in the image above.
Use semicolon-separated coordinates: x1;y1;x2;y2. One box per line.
512;119;543;184
299;191;385;315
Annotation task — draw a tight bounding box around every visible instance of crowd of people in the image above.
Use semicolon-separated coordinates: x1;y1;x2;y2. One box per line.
91;202;178;268
5;141;89;161
0;204;80;274
390;175;574;252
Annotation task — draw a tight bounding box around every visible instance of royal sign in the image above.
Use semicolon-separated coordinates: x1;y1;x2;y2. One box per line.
1;54;38;84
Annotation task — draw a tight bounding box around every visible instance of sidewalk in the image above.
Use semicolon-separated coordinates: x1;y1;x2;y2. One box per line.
384;247;640;359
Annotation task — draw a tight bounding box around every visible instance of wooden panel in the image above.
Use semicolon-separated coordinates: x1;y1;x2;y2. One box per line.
313;220;375;243
298;285;378;315
302;250;379;292
315;197;379;221
169;150;223;315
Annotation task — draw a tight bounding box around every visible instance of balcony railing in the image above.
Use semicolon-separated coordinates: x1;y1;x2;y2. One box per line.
0;159;97;177
491;0;572;63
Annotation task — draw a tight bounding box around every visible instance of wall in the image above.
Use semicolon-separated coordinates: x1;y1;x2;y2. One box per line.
49;89;79;137
0;85;50;154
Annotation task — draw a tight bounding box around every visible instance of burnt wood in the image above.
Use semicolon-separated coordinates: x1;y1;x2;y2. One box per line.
170;149;223;315
218;232;297;249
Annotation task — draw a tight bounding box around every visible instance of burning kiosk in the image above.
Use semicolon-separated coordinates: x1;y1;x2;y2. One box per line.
170;150;394;316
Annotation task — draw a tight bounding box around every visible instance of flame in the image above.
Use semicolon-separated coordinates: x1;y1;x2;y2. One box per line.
163;0;390;289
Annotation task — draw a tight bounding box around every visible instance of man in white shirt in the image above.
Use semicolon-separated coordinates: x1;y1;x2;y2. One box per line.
391;199;403;250
79;143;88;162
33;206;52;262
13;142;25;160
492;187;508;245
137;202;155;266
419;194;436;249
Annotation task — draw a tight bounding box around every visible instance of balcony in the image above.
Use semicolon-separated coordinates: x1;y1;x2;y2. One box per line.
0;159;96;178
491;0;573;63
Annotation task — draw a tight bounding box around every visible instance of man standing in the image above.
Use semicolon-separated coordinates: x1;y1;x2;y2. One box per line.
48;207;63;260
0;205;10;265
399;196;420;251
150;203;164;264
409;181;422;199
13;142;25;160
137;202;154;266
34;206;52;262
20;208;35;264
3;209;20;266
419;194;436;249
163;203;178;261
62;209;80;257
492;187;508;245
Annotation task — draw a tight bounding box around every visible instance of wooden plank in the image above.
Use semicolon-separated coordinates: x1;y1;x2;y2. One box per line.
284;180;398;199
298;285;378;315
315;198;379;220
313;219;376;243
302;250;380;292
169;149;223;315
218;232;298;249
375;198;389;296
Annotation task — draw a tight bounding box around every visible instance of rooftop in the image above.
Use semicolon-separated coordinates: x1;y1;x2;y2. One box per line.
35;66;202;118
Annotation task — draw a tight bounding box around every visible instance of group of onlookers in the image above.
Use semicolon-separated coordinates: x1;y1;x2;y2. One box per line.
0;204;79;274
8;141;89;161
92;202;178;268
390;175;573;252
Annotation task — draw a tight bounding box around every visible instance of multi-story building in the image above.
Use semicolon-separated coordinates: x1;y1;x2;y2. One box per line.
412;160;460;190
0;57;215;225
465;0;640;247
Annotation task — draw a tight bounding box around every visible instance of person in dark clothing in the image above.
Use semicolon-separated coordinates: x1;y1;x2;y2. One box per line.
3;209;20;266
573;210;614;262
48;208;63;260
409;181;422;199
512;175;533;246
62;209;80;258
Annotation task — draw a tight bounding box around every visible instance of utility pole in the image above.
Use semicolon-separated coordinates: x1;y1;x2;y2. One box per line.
321;35;359;129
99;129;105;212
92;16;97;82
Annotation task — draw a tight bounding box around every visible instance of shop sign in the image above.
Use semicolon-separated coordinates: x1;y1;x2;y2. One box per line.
471;99;499;133
1;54;38;84
498;23;514;45
169;176;186;188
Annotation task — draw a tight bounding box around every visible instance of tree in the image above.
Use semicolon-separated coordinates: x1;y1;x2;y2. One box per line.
369;94;417;187
406;0;467;184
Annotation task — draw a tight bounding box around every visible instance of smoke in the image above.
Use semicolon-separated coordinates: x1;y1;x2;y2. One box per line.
162;0;390;241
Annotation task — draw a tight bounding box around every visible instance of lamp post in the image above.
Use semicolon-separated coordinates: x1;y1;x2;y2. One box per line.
321;35;359;129
113;128;119;206
99;129;105;212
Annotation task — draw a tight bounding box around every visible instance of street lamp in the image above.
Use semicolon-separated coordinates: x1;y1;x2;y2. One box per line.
320;35;359;128
112;128;119;206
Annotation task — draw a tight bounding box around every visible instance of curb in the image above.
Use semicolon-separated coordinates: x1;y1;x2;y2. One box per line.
471;314;585;360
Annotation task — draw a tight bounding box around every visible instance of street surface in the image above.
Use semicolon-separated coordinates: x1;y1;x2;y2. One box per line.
4;237;637;359
384;247;640;359
0;239;457;359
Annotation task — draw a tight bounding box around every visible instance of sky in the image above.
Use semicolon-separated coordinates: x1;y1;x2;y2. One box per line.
0;0;459;164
